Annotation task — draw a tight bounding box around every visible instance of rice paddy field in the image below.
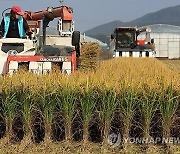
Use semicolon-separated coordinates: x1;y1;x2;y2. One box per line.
162;60;180;72
0;44;180;153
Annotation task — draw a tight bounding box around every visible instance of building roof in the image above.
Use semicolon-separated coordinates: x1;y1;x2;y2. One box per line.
140;24;180;33
81;35;107;48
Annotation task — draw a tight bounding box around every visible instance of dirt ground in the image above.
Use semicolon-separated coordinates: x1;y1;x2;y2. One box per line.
0;139;180;154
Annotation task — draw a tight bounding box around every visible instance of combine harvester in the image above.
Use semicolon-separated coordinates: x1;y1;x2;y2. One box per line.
110;26;155;58
0;5;80;75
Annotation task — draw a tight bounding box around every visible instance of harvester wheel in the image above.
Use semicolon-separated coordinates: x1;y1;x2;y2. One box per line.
72;31;80;46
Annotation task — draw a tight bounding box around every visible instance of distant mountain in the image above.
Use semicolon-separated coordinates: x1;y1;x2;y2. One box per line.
85;5;180;42
84;20;125;36
126;5;180;27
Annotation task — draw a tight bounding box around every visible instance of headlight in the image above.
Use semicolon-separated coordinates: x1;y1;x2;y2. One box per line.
8;50;18;55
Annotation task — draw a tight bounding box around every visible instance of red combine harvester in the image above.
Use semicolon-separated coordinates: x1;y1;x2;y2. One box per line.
0;5;80;75
110;26;155;58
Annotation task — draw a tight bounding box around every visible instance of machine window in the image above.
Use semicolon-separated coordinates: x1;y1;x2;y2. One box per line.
1;43;24;53
116;31;134;48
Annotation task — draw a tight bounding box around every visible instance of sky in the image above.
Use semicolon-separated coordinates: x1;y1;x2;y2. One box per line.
0;0;180;32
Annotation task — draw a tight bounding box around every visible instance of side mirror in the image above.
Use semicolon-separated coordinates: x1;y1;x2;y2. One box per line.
111;34;114;40
72;31;80;46
151;38;154;44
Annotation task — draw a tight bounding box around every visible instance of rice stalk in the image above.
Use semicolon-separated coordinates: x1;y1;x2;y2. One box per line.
56;87;77;142
36;89;56;143
2;88;20;142
97;89;117;147
119;87;138;150
140;87;159;150
159;85;179;152
79;86;98;143
20;91;36;145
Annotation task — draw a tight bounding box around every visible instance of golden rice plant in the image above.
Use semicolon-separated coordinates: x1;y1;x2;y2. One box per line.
20;89;35;143
119;86;139;150
56;86;77;142
97;88;117;146
78;86;98;143
159;84;179;153
1;87;21;142
35;88;57;143
140;86;159;150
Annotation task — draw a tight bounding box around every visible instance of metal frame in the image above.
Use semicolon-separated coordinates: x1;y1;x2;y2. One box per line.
5;50;77;75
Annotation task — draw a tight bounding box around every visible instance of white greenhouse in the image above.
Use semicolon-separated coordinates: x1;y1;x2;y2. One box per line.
138;24;180;59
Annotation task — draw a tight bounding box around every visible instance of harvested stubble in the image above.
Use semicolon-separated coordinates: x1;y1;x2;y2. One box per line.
0;58;179;153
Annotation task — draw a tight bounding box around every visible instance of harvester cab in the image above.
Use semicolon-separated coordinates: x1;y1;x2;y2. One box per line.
0;5;80;76
110;27;155;58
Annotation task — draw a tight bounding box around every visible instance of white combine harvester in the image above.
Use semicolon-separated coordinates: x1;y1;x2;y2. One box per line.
0;5;80;75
